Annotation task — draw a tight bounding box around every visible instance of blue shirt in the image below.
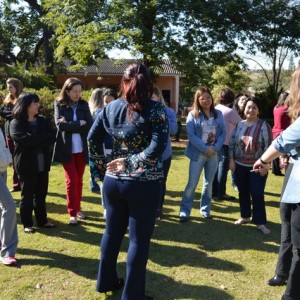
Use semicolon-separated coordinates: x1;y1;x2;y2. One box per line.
184;109;226;161
88;98;169;181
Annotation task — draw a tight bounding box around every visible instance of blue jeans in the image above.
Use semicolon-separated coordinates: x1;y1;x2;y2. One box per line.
90;178;100;192
180;153;218;217
235;164;268;224
0;171;18;258
212;145;229;198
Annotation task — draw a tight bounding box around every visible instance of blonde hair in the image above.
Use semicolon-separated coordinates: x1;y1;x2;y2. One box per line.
4;78;23;105
88;88;104;116
152;85;167;107
286;67;300;122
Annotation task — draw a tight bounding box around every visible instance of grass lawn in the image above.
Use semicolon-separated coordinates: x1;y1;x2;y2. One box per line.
1;144;286;300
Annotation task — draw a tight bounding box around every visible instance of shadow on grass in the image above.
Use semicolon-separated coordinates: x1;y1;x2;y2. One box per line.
17;248;99;280
100;262;234;300
153;215;280;255
265;191;281;198
30;219;106;245
150;240;243;271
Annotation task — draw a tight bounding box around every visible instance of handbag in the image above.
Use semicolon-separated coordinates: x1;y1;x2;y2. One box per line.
0;129;12;171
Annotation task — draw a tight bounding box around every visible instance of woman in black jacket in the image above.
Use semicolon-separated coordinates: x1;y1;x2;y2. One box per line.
0;78;23;192
10;92;56;233
52;78;92;226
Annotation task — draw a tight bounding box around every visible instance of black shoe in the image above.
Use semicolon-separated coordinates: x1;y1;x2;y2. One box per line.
98;278;124;293
219;195;236;200
268;274;287;286
179;216;188;223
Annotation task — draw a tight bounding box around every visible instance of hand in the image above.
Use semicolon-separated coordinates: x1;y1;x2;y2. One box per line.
80;120;87;126
205;147;215;158
106;158;125;173
253;159;271;172
58;117;66;123
258;167;268;176
280;155;289;167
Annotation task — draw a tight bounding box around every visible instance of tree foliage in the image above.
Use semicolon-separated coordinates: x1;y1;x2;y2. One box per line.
1;0;300;107
239;0;300;101
211;62;251;97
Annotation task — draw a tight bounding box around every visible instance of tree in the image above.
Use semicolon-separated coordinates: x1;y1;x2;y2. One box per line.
238;0;300;102
211;61;251;97
0;0;55;74
288;54;296;71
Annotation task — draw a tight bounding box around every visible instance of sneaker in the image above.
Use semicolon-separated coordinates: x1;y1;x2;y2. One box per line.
257;224;271;235
2;256;17;266
77;212;87;219
69;216;78;226
103;209;107;220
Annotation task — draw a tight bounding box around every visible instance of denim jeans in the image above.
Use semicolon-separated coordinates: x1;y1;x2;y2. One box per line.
212;145;229;198
235;163;268;224
180;153;218;217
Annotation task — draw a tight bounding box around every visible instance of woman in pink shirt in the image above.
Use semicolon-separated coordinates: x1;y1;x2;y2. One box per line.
272;92;290;176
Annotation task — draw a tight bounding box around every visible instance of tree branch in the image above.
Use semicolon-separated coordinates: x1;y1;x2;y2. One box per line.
244;56;271;86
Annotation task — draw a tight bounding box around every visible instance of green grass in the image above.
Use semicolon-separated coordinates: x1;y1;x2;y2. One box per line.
1;145;286;300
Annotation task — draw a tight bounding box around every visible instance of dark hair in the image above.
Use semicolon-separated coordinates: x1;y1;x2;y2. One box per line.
218;88;235;105
103;88;117;99
55;77;83;105
276;92;289;108
234;93;248;118
193;87;217;119
120;63;153;118
12;92;40;120
243;96;263;116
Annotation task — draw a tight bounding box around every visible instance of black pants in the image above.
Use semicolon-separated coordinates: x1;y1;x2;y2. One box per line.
96;176;161;300
160;156;172;208
19;171;49;227
281;164;300;300
275;202;293;277
281;203;300;300
272;157;283;175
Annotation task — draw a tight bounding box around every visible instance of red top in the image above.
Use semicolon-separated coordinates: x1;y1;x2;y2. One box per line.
272;105;291;139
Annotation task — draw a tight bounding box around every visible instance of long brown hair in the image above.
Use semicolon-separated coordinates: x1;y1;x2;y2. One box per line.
4;78;23;105
193;87;217;119
120;63;153;118
286;67;300;122
55;77;83;105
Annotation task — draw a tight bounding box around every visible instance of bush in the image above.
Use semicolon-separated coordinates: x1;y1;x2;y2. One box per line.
1;62;55;90
0;88;94;127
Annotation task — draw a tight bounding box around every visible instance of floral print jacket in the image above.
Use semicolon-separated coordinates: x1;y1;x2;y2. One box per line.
87;98;168;181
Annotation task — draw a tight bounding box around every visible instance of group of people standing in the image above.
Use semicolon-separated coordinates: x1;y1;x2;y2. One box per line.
179;87;273;235
1;63;300;300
